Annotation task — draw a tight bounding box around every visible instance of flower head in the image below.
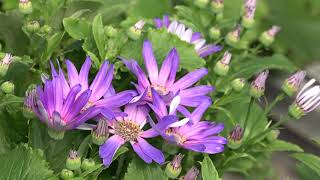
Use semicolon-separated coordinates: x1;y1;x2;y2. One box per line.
214;51;232;76
259;25;281;46
154;16;222;57
99;104;165;167
229;124;244;142
127;20;146;40
282;71;306;97
182;167;199;180
165;153;184;178
289;79;320;119
147;90;226;154
0;53;13;77
122;40;214;108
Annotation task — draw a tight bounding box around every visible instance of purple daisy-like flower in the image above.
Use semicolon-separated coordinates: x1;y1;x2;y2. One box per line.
122;40;214;108
154;15;222;58
146;90;227;154
32;74;102;131
99;103;165;167
50;57;137;119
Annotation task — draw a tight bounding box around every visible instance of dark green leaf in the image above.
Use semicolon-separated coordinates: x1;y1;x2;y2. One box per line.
124;157;167;180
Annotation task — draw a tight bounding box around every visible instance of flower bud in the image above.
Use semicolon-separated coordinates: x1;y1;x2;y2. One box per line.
66;150;81;170
104;26;117;37
91;119;109;145
181;166;199;180
250;70;269;98
281;71;306;97
211;0;224;13
25;20;40;33
60;169;74;180
209;27;221;40
194;0;209;8
1;81;14;94
226;25;242;47
47;128;65;140
267;130;280;142
81;158;96;171
228;124;244;149
231;78;245;92
214;51;232;76
40;25;52;34
241;0;256;28
259;26;281;47
127;20;145;40
165;154;184;179
19;0;33;14
23;87;36;119
0;53;13;77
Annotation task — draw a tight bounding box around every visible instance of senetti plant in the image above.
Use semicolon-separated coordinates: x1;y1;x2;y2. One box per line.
1;0;320;179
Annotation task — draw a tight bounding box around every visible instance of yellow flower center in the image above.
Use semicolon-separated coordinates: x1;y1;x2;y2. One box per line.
114;121;141;142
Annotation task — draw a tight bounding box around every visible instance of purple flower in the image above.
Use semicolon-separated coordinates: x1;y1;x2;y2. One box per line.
123;40;214;108
50;57;137;119
154;15;222;58
146;90;227;154
99;103;165;167
32;75;102;131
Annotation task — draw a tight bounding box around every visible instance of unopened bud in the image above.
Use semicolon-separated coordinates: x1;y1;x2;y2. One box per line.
0;53;13;77
231;78;245;92
226;25;242;47
104;26;117;37
19;0;33;14
211;0;224;13
25;20;40;33
281;71;306;97
165;154;184;179
1;81;14;94
66;150;81;170
60;169;74;180
40;25;52;34
127;20;145;40
81;158;96;171
250;70;269;98
181;167;199;180
242;0;256;28
91;119;109;145
214;51;232;76
228;124;243;149
267;130;280;142
259;26;281;47
209;27;221;40
47;128;65;140
194;0;209;8
23;87;36;119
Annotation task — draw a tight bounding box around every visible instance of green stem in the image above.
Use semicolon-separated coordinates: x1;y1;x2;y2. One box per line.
0;100;23;107
243;98;254;130
247;93;285;139
116;155;125;178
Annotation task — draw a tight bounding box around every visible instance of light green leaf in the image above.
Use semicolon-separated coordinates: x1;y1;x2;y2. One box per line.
130;0;170;18
92;13;105;59
63;10;91;40
112;146;129;161
0;145;53;180
201;155;220;180
269;140;303;152
291;153;320;177
42;32;64;61
124;157;168;180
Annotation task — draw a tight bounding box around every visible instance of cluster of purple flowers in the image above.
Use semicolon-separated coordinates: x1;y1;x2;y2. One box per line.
27;40;226;167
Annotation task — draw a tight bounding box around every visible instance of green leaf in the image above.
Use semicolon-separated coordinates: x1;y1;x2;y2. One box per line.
42;32;64;61
291;153;320;177
112;146;129;161
63;10;91;40
124;157;168;180
0;145;53;180
269;140;303;152
92;13;106;59
201;155;220;180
